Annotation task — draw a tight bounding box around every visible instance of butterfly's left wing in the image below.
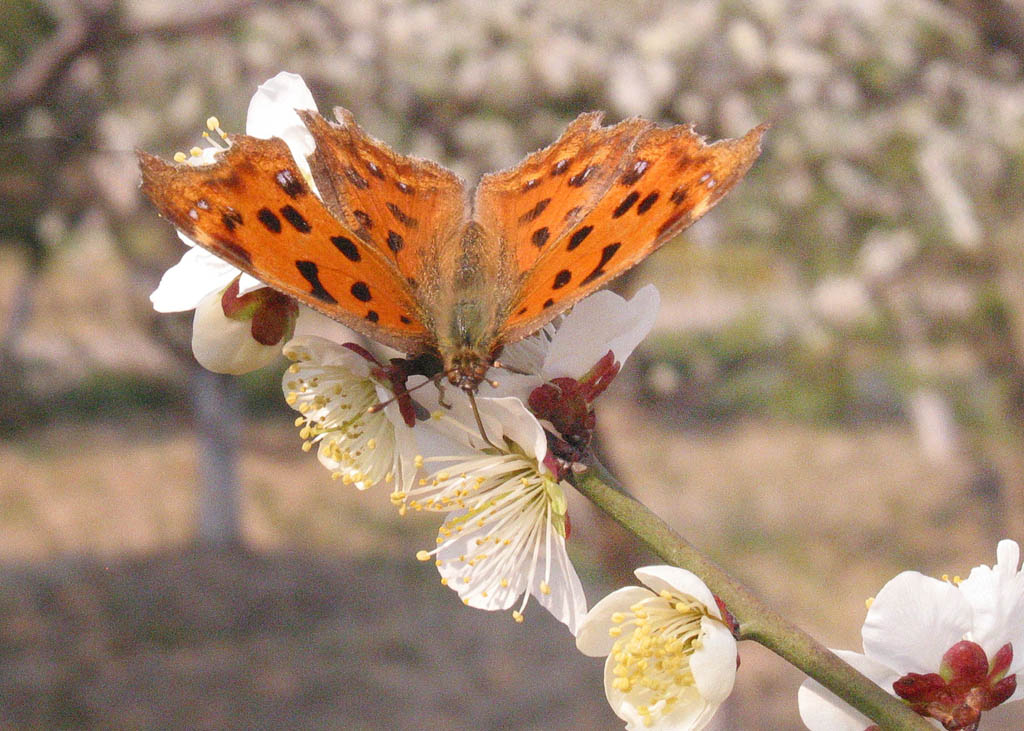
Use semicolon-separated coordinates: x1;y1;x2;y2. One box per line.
477;118;766;343
138;135;431;353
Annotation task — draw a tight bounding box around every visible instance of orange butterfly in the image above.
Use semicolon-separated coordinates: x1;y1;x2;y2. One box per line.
138;109;765;391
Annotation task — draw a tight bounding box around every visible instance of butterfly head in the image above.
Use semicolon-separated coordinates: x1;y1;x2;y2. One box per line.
443;347;497;392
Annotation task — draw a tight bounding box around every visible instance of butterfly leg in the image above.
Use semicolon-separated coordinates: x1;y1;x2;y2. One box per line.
467;391;500;451
436;381;452;409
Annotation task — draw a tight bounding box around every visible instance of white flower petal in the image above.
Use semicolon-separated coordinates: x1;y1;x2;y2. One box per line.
151;246;240;312
419;389;550;464
604;673;706;731
862;571;972;674
435;509;586;633
190;289;281;374
690;618;738;706
292;307;358;342
959;539;1024;674
534;530;589;634
798;650;905;731
635;565;720;619
245;71;317;171
542;285;660;379
576;586;655;656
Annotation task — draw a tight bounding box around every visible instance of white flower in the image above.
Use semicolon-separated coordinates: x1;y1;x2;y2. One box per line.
494;284;660;396
281;336;419;493
576;566;738;730
798;540;1023;730
150;71;318;373
399;391;587;634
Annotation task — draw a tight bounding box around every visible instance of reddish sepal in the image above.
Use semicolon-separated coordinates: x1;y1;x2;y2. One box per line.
219;277;299;346
893;640;1016;730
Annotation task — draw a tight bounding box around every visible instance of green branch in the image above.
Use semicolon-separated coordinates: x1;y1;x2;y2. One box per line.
572;457;934;731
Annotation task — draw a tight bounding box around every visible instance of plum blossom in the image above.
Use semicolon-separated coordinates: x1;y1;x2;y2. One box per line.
398;389;588;633
149;72;319;373
576;566;738;730
281;336;419;493
798;540;1023;730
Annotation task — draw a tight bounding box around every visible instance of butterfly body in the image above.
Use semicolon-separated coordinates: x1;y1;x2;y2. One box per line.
139;108;765;391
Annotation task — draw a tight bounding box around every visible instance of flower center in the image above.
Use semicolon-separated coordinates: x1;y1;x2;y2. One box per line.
401;431;569;622
284;348;397;490
608;591;709;726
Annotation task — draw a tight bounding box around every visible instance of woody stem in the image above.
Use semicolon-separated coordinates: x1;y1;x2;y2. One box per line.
572;456;934;731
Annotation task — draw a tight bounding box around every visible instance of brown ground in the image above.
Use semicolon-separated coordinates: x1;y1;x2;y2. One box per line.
1;403;1020;729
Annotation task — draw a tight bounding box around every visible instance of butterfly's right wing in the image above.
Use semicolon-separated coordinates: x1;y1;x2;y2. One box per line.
138;134;431;353
476;116;766;343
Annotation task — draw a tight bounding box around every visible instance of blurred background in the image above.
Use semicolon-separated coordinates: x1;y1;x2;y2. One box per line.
2;0;1023;728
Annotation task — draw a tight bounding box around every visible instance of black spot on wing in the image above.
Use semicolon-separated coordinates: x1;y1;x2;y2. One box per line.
387;230;404;253
636;191;660;215
400;315;412;324
551;158;571;176
353;210;373;229
543;298;555;309
581;242;622;286
531;227;550;247
280;205;311;233
346;166;369;189
295;260;336;303
396;180;414;195
612;191;639;218
553;270;571;289
519;197;551;225
257;208;282;233
522;177;541;192
331;236;361;262
620;159;649;186
275;169;306;198
670;186;688;205
221;208;243;232
366;160;385;180
567;225;593;251
386;201;417;228
366;310;380;323
350;282;372;302
568;165;597;187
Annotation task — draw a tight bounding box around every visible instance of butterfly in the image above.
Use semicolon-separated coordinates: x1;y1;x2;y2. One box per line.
138;108;765;392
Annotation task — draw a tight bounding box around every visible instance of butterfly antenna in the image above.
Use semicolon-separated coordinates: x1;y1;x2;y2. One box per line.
366;373;442;414
492;359;529;376
467;390;500;450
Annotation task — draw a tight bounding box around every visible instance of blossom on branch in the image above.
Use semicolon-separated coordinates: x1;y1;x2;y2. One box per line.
576;566;738;730
798;539;1023;730
399;391;588;633
149;71;320;373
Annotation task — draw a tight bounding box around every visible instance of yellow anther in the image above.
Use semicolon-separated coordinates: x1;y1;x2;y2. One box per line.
173;151;188;162
206;116;220;131
512;611;524;623
540;581;551;595
189;146;203;157
865;596;874;609
416;550;431;561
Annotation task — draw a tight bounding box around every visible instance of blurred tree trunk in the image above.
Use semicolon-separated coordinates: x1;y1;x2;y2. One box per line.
191;366;243;547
